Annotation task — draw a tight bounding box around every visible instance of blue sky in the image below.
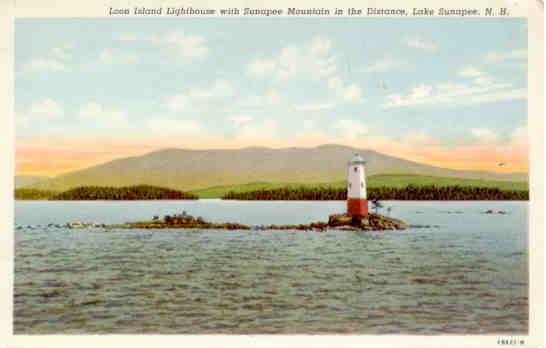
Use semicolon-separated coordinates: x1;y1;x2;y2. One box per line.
15;18;529;175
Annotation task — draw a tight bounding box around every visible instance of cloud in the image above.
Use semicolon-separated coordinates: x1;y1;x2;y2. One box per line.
294;77;363;111
361;58;403;73
485;49;527;63
331;119;368;140
24;58;68;72
51;47;71;60
16;99;64;132
164;95;188;112
246;59;277;78
23;46;72;73
164;79;234;112
188;79;234;99
246;37;364;109
246;36;337;80
98;49;139;65
295;102;336;111
15;112;30;129
118;34;138;42
328;76;363;102
79;102;127;124
471;128;501;143
402;36;436;52
230;115;253;126
234;118;278;140
383;73;525;109
146;118;202;135
153;32;209;60
238;90;282;108
458;66;483;78
28;99;64;119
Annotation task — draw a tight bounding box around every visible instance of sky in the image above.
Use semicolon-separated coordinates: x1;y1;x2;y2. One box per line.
15;18;528;176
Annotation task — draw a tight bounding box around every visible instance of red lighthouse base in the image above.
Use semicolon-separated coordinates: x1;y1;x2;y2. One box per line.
347;198;368;217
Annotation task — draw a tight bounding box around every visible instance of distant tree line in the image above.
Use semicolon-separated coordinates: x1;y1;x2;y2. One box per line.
222;185;529;201
16;185;197;200
15;188;58;200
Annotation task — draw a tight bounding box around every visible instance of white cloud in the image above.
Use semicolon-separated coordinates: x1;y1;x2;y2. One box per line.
458;66;483;78
164;95;188;112
383;72;525;109
17;99;64;131
79;102;127;124
28;99;64;119
246;58;277;78
328;76;363;102
245;37;364;109
165;79;234;112
98;51;114;64
238;90;282;108
302;119;315;131
473;76;494;86
471;128;501;143
51;47;71;60
188;79;234;99
234;118;278;140
294;77;363;111
400;132;436;147
402;36;436;52
98;49;138;65
295;102;336;111
230;115;253;126
153;32;209;60
147;118;202;135
24;58;68;72
23;46;72;73
118;34;138;42
511;125;528;139
332;119;368;140
485;49;527;63
385;84;432;107
361;58;402;73
246;36;337;80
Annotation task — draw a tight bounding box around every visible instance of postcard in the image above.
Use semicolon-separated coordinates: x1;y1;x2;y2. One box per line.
0;0;543;347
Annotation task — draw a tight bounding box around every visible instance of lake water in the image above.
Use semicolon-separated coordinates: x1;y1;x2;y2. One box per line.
14;200;528;334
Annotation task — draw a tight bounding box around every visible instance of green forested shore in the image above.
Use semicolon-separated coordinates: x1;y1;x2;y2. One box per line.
15;185;198;200
15;183;528;201
14;188;58;200
222;185;529;201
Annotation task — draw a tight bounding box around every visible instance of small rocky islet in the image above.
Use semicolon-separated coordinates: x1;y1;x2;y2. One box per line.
49;211;411;232
17;208;510;232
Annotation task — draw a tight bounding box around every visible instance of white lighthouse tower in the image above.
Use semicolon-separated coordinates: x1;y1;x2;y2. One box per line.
347;153;368;217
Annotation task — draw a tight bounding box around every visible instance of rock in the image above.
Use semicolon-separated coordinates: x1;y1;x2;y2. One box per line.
335;225;361;231
328;213;408;231
482;209;508;215
66;211;408;232
328;213;353;226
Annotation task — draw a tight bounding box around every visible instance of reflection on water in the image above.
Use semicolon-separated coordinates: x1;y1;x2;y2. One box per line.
14;200;528;334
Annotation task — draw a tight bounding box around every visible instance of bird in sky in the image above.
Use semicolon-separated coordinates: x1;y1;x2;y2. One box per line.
498;162;507;167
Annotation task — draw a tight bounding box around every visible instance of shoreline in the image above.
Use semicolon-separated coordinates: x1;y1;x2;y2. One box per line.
14;198;530;202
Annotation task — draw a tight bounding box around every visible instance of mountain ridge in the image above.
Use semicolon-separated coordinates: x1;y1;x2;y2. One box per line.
23;145;527;192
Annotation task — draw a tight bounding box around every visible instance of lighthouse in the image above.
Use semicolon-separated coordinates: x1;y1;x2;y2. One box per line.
347;153;368;217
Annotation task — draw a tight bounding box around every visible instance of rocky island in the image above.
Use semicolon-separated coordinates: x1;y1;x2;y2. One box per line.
63;211;409;232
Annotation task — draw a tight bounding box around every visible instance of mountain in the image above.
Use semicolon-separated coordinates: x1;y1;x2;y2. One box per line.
15;175;50;188
27;145;528;192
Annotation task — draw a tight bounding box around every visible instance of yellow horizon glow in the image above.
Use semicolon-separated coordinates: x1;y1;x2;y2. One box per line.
16;134;529;178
